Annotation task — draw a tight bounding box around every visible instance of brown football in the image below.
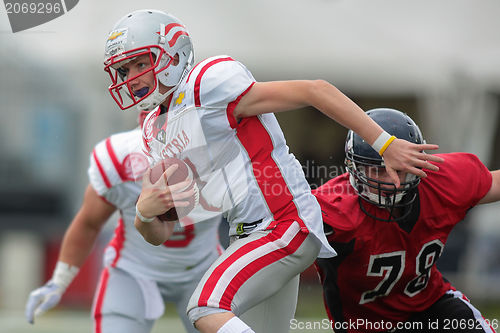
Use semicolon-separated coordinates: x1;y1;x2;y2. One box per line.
149;158;197;221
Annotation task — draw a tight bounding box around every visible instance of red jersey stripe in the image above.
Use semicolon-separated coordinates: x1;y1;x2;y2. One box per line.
105;138;125;182
92;149;111;189
226;82;255;129
108;218;126;267
186;61;204;83
236;116;307;231
194;57;234;107
93;267;110;333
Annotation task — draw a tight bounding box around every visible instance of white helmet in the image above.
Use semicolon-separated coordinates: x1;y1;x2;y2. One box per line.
104;9;194;110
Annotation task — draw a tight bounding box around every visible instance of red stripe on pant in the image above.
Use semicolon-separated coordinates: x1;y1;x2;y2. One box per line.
93;268;110;333
197;221;307;310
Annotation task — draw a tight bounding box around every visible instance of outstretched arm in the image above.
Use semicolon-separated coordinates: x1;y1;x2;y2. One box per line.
479;170;500;204
59;185;116;266
25;185;115;324
234;80;444;186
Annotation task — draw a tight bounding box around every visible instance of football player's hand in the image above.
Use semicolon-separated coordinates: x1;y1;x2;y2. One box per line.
383;139;444;187
137;166;194;218
25;281;64;324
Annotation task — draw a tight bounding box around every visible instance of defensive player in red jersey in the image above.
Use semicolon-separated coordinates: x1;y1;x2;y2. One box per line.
314;108;500;333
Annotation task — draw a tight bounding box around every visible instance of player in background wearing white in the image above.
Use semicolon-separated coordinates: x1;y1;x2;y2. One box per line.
25;110;224;333
102;10;444;333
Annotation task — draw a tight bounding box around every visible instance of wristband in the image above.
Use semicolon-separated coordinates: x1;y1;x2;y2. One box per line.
51;261;79;291
136;205;155;223
371;131;396;156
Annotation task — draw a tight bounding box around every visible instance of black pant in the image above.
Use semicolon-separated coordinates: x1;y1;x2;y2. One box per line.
391;293;490;333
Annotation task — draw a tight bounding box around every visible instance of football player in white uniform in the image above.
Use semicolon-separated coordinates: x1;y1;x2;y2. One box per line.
102;10;443;333
25;111;224;333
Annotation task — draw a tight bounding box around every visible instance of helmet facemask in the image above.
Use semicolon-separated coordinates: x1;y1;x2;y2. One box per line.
344;108;424;222
345;155;420;222
104;46;174;110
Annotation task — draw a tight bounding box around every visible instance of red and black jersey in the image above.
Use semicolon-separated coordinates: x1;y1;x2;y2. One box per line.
313;153;492;332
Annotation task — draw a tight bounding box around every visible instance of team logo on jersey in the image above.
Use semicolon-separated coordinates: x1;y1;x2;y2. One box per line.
175;92;185;105
236;223;245;235
122;152;149;181
143;112;156;142
160;130;191;158
156;129;167;144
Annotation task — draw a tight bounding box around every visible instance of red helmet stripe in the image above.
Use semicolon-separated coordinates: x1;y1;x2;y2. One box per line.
168;30;189;47
163;23;184;35
156;23;189;48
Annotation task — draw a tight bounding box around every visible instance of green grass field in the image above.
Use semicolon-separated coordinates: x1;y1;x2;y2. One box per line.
4;284;499;333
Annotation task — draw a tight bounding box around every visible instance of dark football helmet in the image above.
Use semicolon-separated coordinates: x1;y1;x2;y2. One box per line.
345;108;424;222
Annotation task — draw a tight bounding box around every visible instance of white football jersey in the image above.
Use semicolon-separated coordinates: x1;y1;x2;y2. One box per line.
88;127;223;282
142;56;335;258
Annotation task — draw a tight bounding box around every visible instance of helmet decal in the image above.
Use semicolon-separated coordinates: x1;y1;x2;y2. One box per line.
105;28;128;58
156;23;189;48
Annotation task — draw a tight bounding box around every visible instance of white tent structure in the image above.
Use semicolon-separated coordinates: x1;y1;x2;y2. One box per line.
3;0;500;151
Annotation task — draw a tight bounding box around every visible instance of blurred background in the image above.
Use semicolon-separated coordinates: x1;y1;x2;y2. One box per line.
1;0;499;332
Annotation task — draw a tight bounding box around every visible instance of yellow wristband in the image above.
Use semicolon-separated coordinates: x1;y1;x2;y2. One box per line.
379;135;396;156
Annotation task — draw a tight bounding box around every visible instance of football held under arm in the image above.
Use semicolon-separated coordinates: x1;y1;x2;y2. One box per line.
134;165;195;245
